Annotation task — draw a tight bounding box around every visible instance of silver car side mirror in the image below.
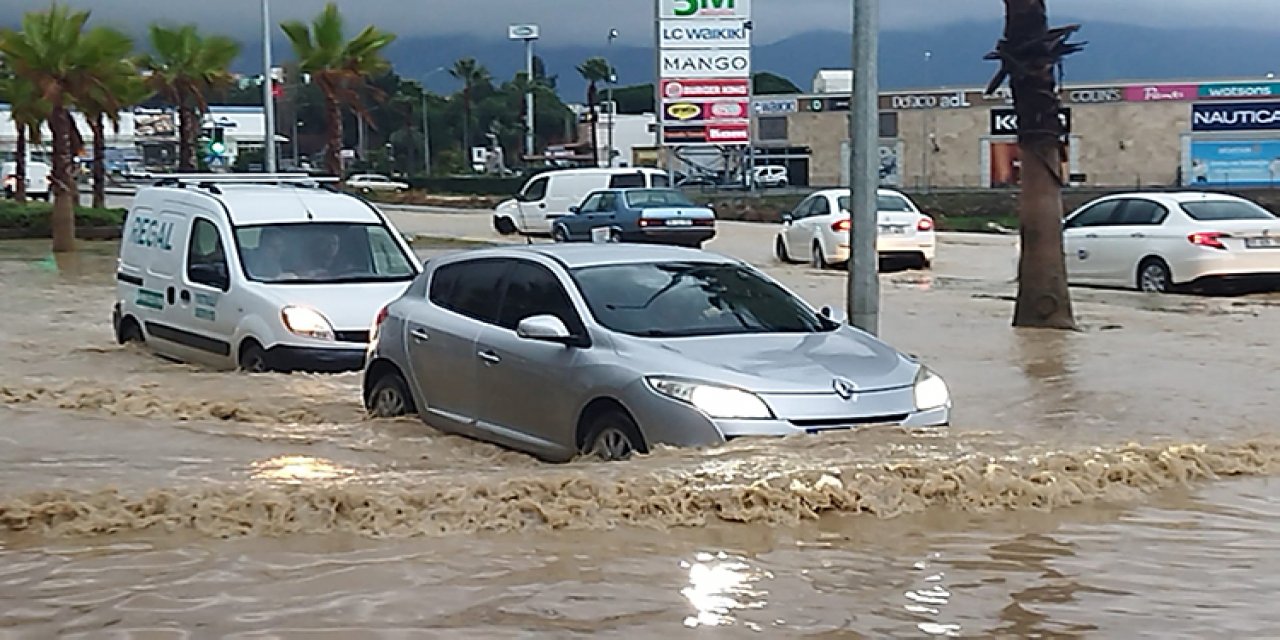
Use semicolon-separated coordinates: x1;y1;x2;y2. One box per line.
517;314;573;343
819;305;846;324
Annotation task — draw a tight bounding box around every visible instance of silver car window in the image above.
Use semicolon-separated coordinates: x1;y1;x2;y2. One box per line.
571;261;837;338
429;258;511;325
497;261;583;333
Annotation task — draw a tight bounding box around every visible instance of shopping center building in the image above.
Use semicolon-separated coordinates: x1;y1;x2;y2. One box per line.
751;74;1280;190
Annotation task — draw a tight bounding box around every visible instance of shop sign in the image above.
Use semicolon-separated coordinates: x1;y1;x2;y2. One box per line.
1124;84;1197;102
884;90;972;110
1198;83;1280;100
660;49;751;79
660;0;751;19
1066;87;1124;104
752;98;797;115
990;108;1072;135
659;19;751;48
661;78;750;99
1188;140;1280;186
1192;101;1280;131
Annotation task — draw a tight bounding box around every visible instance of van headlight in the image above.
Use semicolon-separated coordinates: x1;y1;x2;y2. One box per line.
281;306;335;341
913;367;950;411
646;377;774;419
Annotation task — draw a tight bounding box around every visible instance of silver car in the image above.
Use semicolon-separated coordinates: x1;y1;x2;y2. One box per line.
362;244;951;462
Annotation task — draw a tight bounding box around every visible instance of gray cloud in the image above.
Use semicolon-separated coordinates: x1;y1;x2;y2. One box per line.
5;0;1277;47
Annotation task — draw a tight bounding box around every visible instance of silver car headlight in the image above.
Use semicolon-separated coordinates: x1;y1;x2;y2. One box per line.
645;377;774;420
913;367;950;411
281;306;335;341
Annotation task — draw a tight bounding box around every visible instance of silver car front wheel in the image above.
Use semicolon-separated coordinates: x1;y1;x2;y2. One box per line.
583;408;646;461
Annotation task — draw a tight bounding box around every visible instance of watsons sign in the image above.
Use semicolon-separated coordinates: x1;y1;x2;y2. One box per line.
1192;102;1280;131
659;20;750;48
1198;83;1280;100
660;50;751;78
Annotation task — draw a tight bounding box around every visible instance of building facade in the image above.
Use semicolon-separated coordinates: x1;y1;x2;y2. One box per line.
752;77;1280;190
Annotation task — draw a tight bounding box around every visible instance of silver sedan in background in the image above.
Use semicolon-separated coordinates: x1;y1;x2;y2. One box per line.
362;244;951;462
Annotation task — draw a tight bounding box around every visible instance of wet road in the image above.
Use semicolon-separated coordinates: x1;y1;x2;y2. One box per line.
2;206;1280;637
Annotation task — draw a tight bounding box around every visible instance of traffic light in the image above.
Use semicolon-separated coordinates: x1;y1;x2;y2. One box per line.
209;127;226;156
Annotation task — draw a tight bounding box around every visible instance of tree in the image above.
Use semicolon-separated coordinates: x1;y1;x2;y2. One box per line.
576;57;611;167
450;57;490;160
138;25;239;172
282;3;396;179
753;71;801;95
0;4;133;252
0;72;48;203
80;64;149;208
985;0;1084;329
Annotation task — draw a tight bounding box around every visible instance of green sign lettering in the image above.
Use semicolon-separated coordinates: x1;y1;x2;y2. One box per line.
674;0;734;17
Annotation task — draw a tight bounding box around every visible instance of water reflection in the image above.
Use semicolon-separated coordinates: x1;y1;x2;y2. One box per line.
680;550;770;628
249;455;354;484
1014;328;1083;430
906;552;961;636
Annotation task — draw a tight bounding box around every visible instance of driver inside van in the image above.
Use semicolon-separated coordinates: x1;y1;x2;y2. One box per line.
245;227;290;279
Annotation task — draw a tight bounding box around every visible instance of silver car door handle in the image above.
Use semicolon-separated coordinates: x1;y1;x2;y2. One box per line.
478;350;501;364
1131;232;1146;238
1085;233;1098;238
410;328;430;342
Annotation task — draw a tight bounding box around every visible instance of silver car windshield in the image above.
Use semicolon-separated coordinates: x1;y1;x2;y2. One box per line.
571;261;838;337
624;189;695;209
234;222;416;284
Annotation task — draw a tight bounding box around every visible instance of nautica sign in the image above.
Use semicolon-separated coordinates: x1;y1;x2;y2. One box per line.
1192;102;1280;132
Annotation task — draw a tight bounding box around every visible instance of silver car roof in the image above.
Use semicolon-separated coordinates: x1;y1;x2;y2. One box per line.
445;243;740;269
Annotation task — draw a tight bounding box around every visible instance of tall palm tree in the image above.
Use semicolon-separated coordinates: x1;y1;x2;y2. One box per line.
985;0;1084;329
0;71;48;203
450;57;489;159
282;2;395;179
80;64;149;208
576;57;611;167
137;25;239;172
0;4;132;253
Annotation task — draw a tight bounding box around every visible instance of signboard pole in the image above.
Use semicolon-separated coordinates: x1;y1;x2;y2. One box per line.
653;0;666;176
847;0;880;335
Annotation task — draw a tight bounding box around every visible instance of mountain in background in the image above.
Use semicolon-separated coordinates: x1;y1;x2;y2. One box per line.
335;20;1280;100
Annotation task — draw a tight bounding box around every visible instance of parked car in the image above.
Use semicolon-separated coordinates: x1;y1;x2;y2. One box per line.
1059;191;1280;292
550;188;716;248
113;174;421;373
493;167;671;236
750;165;789;189
347;174;409;193
361;244;951;462
776;188;936;269
2;160;51;200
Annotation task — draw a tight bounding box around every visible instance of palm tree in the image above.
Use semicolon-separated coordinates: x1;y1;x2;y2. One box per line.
576;57;611;167
282;3;395;179
985;0;1084;329
137;25;239;172
0;71;48;203
450;57;490;160
0;4;132;253
80;64;149;208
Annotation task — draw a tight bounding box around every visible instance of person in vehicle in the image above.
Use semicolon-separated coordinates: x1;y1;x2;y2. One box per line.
245;226;290;279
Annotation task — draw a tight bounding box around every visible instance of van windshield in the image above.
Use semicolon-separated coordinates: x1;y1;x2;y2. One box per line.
234;223;416;284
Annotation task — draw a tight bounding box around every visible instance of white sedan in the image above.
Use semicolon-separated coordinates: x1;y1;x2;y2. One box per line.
347;174;409;193
775;188;936;269
1061;192;1280;292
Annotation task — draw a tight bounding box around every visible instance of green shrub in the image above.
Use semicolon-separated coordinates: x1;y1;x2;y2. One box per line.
0;200;126;234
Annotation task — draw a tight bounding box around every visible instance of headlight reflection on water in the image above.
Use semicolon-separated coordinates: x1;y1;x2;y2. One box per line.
680;551;771;628
250;455;355;484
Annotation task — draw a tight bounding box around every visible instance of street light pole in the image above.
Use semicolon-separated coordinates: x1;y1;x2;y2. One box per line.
525;37;536;161
261;0;277;173
606;28;618;168
847;0;880;335
420;66;447;176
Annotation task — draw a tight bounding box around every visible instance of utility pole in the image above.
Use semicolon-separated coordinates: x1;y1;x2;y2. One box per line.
261;0;277;173
421;92;432;176
847;0;880;335
606;28;618;168
509;25;540;163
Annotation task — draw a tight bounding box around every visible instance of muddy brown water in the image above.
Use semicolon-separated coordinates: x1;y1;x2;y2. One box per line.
1;238;1279;637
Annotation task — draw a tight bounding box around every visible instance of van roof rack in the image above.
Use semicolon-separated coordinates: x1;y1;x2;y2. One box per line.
152;173;340;193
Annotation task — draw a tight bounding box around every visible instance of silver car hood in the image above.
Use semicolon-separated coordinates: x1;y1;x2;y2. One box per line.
616;328;918;394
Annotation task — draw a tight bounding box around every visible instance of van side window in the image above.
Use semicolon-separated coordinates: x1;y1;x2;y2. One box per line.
522;177;549;201
187;218;229;291
609;173;646;188
651;174;670;187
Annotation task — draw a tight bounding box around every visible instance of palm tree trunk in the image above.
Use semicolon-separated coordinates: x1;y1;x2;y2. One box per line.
14;127;27;204
178;103;198;171
91;114;107;209
49;106;76;253
462;87;471;163
587;82;600;167
1004;0;1075;329
324;95;343;178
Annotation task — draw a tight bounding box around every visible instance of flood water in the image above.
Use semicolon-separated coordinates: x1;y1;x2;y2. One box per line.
2;237;1279;638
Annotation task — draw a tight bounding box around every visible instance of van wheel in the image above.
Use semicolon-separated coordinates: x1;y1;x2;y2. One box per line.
238;341;270;373
366;371;416;418
117;317;144;344
494;217;518;235
582;407;647;462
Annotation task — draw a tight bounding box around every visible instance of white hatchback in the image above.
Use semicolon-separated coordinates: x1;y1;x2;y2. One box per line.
775;188;936;269
347;174;409;193
1061;192;1280;292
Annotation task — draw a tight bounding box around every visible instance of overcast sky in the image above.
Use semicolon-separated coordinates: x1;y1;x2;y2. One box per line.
5;0;1277;46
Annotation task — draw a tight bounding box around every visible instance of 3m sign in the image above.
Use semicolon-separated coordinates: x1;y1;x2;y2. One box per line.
660;0;751;19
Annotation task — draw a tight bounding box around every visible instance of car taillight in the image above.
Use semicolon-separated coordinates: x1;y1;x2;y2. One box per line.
917;216;935;232
693;218;715;226
831;218;851;232
1188;232;1229;250
370;304;390;341
638;218;657;227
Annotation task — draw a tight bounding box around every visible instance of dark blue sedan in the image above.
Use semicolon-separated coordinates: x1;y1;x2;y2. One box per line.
551;188;716;248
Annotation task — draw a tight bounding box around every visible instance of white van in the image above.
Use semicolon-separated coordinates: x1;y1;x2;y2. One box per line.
112;174;422;373
3;160;51;200
493;167;670;235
